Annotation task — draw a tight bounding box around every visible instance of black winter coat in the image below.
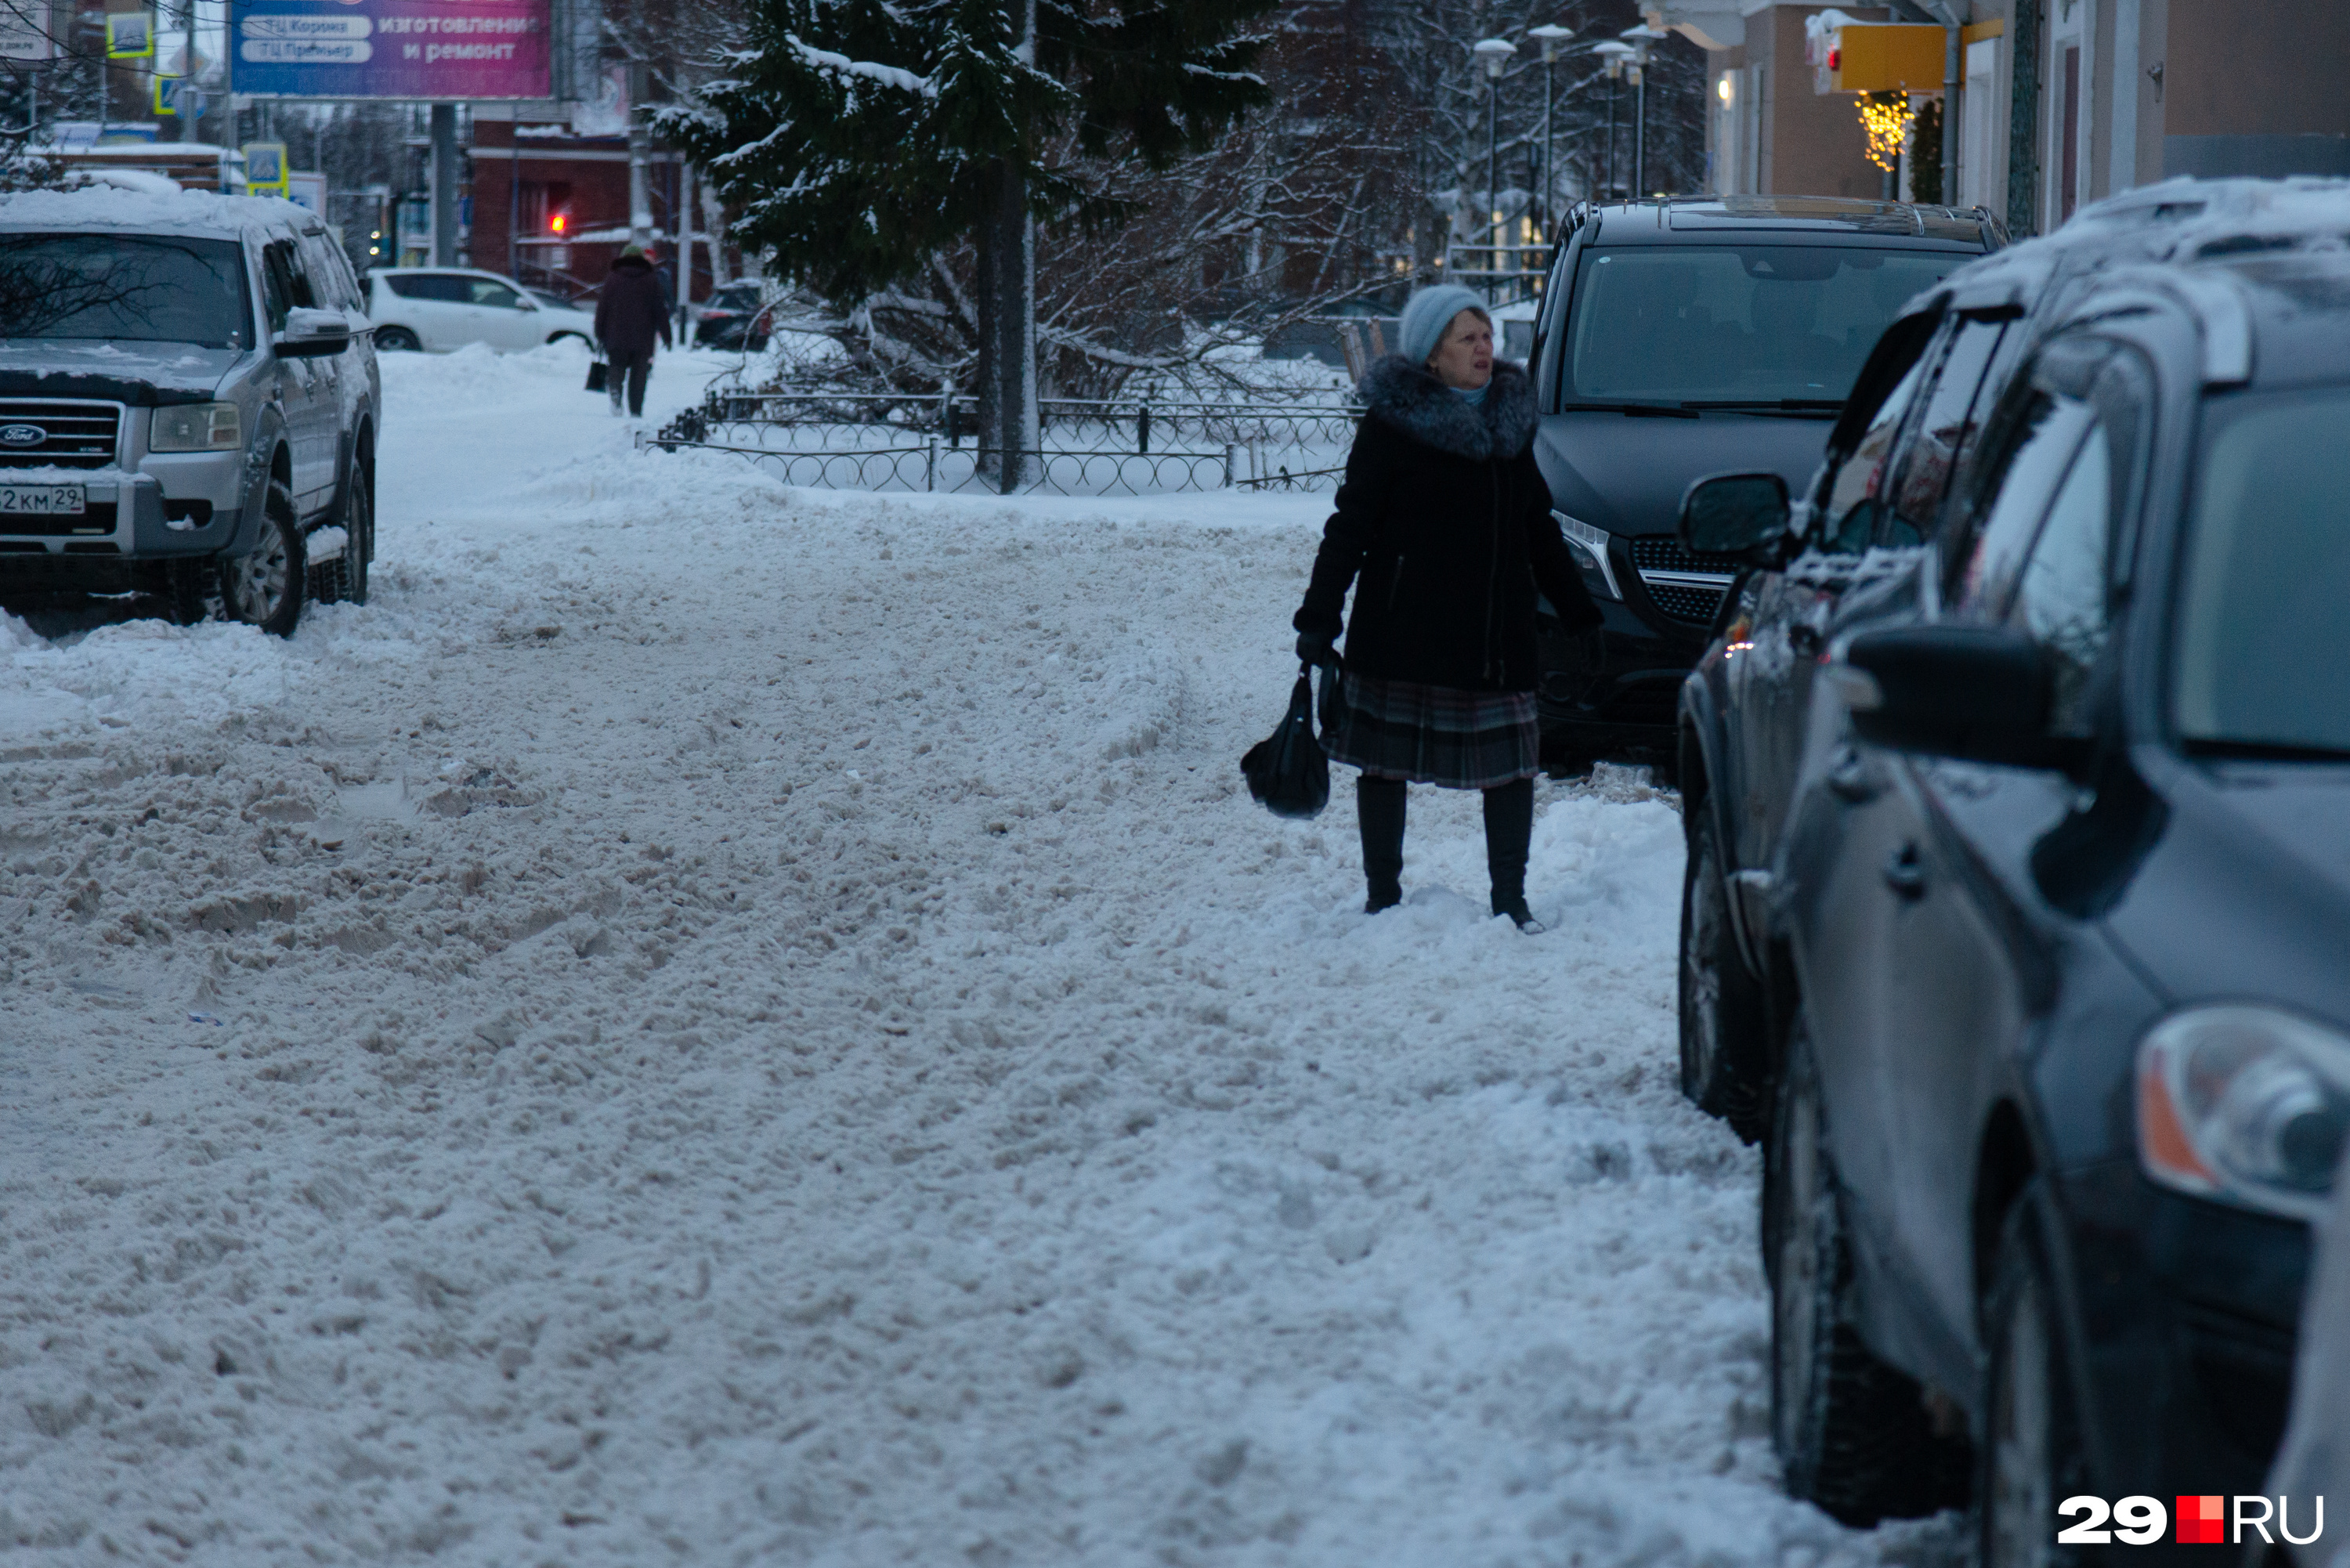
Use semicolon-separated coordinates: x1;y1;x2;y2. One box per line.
594;256;672;359
1294;356;1601;693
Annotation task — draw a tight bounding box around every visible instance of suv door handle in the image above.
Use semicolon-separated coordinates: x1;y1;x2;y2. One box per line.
1882;842;1928;900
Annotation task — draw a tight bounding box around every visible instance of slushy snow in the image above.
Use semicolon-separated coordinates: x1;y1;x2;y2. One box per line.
0;341;1960;1565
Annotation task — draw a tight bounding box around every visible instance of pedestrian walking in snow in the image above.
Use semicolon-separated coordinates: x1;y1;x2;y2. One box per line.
595;244;673;419
1292;284;1604;932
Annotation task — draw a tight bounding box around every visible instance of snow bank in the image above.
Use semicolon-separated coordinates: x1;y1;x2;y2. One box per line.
0;348;1959;1566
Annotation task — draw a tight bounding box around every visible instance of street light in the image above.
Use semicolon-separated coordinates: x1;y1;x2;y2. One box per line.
1472;37;1515;302
1622;23;1668;197
1593;42;1635;201
1528;23;1573;242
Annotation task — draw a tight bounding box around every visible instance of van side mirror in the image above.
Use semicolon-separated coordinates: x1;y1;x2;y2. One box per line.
1831;624;2087;772
276;306;350;358
1678;471;1791;561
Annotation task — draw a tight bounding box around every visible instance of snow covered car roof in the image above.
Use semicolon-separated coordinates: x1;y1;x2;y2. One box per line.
0;183;326;243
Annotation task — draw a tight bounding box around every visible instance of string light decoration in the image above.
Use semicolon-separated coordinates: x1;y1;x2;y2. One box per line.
1856;90;1915;173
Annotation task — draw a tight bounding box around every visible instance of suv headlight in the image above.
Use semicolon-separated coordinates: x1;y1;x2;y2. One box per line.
150;402;241;453
1554;510;1622;601
2137;1004;2350;1220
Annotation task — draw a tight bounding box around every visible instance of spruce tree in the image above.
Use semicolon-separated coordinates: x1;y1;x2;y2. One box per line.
668;0;1277;490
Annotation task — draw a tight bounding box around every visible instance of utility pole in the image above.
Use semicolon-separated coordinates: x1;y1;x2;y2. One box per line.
982;0;1039;495
626;59;651;246
428;103;458;266
675;160;694;341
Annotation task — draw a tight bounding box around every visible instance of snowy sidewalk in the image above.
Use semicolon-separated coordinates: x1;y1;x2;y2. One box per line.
0;345;1948;1565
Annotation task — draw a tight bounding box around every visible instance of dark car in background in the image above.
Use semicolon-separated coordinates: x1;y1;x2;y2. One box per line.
1523;196;2001;777
692;280;771;351
1680;235;2350;1563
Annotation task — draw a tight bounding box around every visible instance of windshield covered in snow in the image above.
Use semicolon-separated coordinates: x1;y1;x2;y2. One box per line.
0;233;251;349
1564;244;1960;406
2173;387;2350;760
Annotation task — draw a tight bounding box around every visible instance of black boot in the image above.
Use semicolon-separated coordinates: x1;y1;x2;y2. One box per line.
1358;775;1407;913
1484;777;1543;932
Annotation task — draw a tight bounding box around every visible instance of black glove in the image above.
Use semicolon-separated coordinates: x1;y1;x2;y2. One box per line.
1295;630;1337;668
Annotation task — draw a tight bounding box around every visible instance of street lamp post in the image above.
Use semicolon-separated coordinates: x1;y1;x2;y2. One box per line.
1529;24;1572;241
1593;42;1635;201
1472;37;1515;302
1622;24;1667;198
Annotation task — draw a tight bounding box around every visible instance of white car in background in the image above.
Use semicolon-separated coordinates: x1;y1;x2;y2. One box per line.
363;266;598;354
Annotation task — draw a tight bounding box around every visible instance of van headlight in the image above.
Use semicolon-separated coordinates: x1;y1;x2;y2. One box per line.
1554;510;1622;601
150;403;241;453
2137;1004;2350;1220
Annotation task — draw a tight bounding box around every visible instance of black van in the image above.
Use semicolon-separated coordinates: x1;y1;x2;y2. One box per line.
1527;197;2001;776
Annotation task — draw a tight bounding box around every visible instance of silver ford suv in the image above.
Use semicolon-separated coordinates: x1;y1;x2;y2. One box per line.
0;186;381;634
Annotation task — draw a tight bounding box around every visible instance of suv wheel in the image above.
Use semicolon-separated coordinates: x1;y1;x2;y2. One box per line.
1979;1194;2084;1568
1679;808;1769;1140
313;462;371;606
375;326;421;352
219;478;306;637
1765;1020;1960;1525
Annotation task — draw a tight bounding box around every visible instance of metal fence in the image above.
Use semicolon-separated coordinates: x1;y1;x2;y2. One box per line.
645;390;1360;496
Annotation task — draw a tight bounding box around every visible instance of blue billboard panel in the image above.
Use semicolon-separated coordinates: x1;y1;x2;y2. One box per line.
231;0;551;99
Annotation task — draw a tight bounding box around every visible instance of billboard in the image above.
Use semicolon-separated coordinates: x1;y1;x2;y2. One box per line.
230;0;551;99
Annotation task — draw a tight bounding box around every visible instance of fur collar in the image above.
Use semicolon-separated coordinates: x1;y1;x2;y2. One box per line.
1357;355;1538;461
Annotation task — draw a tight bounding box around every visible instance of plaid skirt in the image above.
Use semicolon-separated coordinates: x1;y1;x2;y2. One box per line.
1322;671;1540;789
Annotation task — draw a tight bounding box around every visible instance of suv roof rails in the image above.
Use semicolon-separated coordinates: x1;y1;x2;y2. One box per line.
2065;262;2256;388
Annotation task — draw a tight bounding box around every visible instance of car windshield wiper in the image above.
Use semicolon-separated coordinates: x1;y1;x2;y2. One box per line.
1556;401;1699;419
2184;738;2350;764
1679;399;1847;416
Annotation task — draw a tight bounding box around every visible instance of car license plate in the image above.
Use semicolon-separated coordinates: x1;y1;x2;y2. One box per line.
0;484;85;516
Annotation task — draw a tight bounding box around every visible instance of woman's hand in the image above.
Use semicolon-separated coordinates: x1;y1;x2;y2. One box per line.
1296;631;1337;668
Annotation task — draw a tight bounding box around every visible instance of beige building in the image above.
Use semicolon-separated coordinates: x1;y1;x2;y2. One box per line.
1650;0;2350;235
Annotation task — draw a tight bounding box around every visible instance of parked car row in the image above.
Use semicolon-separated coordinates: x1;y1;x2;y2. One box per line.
1652;177;2350;1562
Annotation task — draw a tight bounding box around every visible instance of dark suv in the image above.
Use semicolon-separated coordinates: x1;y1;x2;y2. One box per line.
1668;178;2350;1553
1525;197;2000;776
1675;175;2350;1140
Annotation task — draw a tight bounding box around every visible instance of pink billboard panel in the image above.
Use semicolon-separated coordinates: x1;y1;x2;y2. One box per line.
233;0;552;100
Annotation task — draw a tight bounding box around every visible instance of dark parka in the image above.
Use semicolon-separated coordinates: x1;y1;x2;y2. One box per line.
594;255;672;360
1295;356;1602;693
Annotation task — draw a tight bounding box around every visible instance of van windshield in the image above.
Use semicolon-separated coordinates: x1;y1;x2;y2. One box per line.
0;233;250;349
1564;245;1959;406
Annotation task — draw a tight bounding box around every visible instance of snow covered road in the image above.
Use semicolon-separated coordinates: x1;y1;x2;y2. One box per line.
0;345;1952;1565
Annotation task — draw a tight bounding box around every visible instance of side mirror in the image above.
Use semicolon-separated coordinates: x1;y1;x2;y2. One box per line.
1679;471;1791;560
1831;624;2084;771
276;306;350;358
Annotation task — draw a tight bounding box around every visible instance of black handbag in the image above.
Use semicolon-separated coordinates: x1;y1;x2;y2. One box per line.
1241;664;1331;819
585;359;609;393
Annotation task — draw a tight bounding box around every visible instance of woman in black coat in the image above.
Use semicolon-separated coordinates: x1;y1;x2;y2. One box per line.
1293;286;1603;931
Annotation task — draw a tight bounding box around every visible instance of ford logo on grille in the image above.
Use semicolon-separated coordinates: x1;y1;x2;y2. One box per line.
0;425;45;448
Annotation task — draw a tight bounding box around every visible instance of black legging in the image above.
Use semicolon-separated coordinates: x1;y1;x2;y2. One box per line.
1358;774;1534;919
